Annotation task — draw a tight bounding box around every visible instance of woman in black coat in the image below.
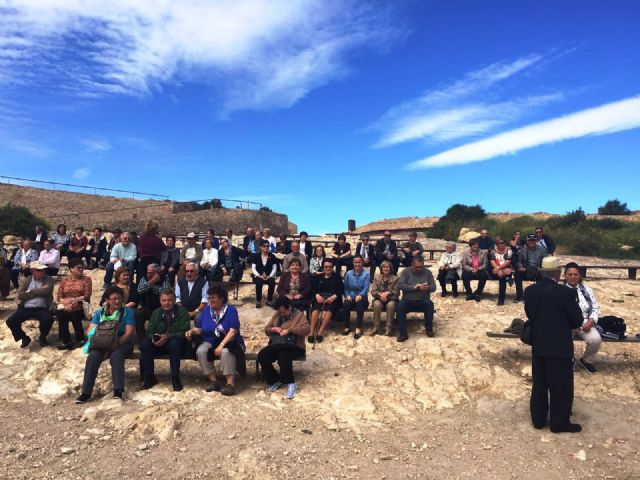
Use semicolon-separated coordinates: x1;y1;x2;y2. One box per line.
308;259;344;343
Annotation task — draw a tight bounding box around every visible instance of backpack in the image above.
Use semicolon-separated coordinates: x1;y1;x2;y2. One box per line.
89;307;125;351
596;315;626;340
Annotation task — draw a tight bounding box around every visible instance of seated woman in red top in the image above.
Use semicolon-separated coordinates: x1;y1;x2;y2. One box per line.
276;258;311;311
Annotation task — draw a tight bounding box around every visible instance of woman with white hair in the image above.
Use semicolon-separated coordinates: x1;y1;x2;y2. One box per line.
437;241;461;297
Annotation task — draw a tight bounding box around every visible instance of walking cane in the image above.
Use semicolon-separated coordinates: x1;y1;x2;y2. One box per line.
313;301;326;351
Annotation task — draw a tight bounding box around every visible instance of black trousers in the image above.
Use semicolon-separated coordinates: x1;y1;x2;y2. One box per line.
254;277;275;302
374;255;400;275
6;307;54;342
515;270;541;297
57;310;86;344
258;344;305;385
343;297;369;329
332;256;353;276
140;337;186;378
437;270;459;293
462;270;488;294
134;307;152;341
530;355;574;431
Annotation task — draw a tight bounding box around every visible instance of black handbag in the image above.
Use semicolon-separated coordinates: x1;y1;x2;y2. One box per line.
268;334;298;346
520;321;533;345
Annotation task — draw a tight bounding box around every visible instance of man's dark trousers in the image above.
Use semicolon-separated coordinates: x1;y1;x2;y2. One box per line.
530;355;574;431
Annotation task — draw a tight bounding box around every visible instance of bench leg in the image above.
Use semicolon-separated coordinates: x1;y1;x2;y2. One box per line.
578;267;587;278
429;251;434;261
233;282;239;300
629;268;637;280
255;360;261;381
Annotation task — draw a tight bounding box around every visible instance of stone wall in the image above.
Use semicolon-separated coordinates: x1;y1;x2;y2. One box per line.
0;183;292;236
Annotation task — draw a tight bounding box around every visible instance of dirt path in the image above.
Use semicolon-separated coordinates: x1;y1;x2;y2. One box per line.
1;261;639;479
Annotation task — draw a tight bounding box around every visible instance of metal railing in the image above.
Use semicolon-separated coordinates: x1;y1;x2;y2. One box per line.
0;176;169;200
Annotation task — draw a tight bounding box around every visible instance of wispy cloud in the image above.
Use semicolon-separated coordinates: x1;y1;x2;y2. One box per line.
1;0;401;114
81;137;111;153
406;96;640;169
372;53;561;147
73;168;90;180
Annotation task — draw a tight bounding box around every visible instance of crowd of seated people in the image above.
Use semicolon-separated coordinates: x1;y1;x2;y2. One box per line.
3;221;574;403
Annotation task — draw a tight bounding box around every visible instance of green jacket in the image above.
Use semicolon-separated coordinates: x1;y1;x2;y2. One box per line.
146;304;190;339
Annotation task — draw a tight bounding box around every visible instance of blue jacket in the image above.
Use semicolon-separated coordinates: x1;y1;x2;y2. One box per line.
343;269;370;298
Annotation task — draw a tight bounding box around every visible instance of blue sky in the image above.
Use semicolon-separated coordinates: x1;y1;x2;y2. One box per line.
0;0;639;233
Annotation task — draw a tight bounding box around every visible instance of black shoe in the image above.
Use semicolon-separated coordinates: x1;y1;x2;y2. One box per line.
497;300;505;306
341;328;350;336
440;291;447;298
75;393;91;404
307;336;314;344
220;384;236;396
206;381;221;392
579;358;597;374
256;302;262;309
354;330;363;340
57;342;74;351
425;329;435;338
317;335;324;343
474;294;482;302
397;335;408;343
112;390;123;400
514;296;524;303
465;294;474;301
172;376;184;392
38;337;49;347
141;376;158;390
452;291;458;298
551;423;582;433
20;336;32;348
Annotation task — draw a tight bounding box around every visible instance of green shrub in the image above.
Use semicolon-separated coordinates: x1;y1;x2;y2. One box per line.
0;204;49;238
598;199;631;215
591;218;624;230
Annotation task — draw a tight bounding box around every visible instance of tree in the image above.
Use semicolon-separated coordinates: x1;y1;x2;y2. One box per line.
428;203;487;240
0;204;49;238
598;199;631;215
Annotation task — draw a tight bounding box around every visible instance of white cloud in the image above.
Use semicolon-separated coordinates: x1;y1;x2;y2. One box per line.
406;96;640;169
372;54;559;147
81;137;112;153
72;168;90;180
0;0;400;113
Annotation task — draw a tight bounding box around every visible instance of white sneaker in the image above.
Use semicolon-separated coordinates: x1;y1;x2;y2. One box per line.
266;382;282;392
285;383;298;399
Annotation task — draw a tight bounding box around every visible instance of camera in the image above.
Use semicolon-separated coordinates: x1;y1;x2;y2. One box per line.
152;333;162;343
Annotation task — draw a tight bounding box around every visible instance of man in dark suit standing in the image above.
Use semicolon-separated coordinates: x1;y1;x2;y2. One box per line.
374;231;400;275
524;257;584;433
354;235;376;277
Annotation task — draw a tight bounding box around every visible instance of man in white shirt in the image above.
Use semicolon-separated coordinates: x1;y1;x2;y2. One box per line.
176;262;208;320
38;240;61;276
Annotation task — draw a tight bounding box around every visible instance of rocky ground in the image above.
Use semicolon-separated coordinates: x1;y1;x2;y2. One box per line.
1;256;639;480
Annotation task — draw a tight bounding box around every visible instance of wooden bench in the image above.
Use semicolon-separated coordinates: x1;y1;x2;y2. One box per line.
126;350;306;381
566;265;640;280
486;331;640;343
